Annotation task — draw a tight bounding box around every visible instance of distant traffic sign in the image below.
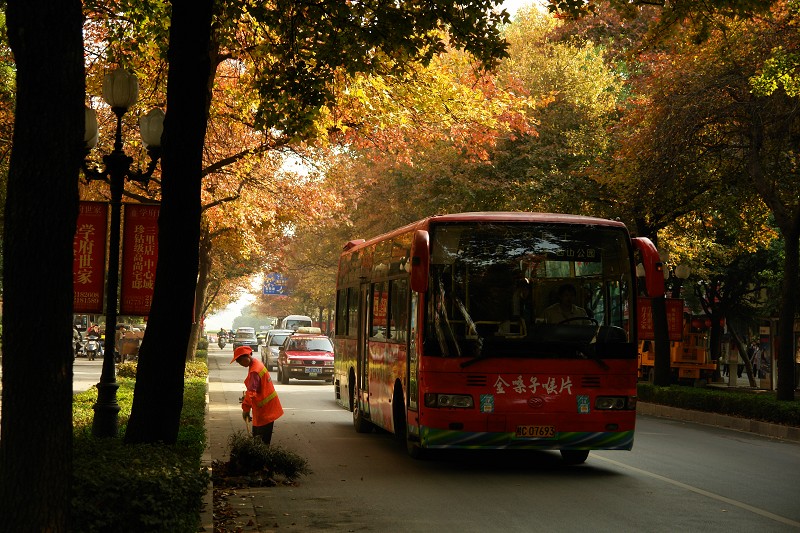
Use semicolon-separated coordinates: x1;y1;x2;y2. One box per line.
263;273;287;295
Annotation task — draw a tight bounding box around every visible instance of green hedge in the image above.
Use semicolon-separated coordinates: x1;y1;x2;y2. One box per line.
115;359;208;380
72;373;209;532
637;383;800;427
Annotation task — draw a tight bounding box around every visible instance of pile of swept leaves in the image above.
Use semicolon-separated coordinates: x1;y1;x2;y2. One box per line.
212;431;311;487
211;432;312;532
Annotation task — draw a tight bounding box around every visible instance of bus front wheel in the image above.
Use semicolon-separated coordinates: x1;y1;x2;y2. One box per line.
560;450;589;465
406;428;427;459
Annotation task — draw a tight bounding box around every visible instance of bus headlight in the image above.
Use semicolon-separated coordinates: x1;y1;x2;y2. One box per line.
595;396;636;410
424;393;474;409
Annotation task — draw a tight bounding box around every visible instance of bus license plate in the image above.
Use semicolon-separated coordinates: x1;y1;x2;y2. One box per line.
515;425;556;438
305;367;322;374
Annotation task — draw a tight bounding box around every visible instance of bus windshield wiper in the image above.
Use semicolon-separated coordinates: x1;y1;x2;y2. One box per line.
453;297;487;368
434;278;461;357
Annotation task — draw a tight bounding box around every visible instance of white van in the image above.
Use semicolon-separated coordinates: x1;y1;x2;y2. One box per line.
233;327;259;353
280;315;313;331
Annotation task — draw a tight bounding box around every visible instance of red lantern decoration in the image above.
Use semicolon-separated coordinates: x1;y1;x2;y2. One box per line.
704;319;712;328
691;319;702;329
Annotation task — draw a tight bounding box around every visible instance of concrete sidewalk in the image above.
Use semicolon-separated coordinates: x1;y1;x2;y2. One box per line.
199;345;265;532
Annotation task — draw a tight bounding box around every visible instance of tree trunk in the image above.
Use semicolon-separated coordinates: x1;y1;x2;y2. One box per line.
651;295;672;386
186;320;202;363
708;313;722;362
746;113;798;402
728;323;757;387
776;228;799;400
125;0;214;444
0;2;84;530
186;228;213;361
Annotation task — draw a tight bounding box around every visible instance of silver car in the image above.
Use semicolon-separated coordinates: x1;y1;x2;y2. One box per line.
264;329;293;370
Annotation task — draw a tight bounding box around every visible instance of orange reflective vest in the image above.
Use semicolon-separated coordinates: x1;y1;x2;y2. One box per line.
242;358;284;426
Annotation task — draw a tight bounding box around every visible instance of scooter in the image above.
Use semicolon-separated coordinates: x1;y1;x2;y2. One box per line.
218;336;226;349
85;335;101;361
74;339;83;360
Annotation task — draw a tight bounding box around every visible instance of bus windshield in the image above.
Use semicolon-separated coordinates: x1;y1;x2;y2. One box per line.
424;222;634;361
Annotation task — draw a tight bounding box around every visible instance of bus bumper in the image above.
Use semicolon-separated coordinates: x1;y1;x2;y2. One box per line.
418;426;635;451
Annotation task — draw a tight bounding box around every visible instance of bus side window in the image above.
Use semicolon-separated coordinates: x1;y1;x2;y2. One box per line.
371;281;388;340
389;278;409;343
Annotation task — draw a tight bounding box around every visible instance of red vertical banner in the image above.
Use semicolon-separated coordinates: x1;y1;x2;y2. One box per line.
120;204;159;315
637;297;684;341
73;201;108;313
665;298;685;341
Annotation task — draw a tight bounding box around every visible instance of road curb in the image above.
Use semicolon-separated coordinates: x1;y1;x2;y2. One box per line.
199;376;214;532
637;401;800;443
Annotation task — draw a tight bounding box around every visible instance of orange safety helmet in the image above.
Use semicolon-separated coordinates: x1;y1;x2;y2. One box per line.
230;345;253;364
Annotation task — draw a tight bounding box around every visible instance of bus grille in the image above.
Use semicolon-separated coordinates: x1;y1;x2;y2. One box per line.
581;376;601;388
465;375;488;387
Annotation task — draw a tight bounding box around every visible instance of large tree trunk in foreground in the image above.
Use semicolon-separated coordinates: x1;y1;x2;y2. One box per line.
126;0;214;444
0;1;84;530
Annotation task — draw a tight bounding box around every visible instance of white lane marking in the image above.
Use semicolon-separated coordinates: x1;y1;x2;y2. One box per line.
593;455;800;528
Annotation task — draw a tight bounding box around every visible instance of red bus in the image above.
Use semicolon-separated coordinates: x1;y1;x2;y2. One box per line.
333;212;663;463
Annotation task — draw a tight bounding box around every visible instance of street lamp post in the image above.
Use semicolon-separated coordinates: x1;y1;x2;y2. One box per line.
671;264;691;298
83;68;164;438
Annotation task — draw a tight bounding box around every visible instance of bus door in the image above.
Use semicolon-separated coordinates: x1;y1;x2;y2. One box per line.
356;282;370;411
407;292;419;411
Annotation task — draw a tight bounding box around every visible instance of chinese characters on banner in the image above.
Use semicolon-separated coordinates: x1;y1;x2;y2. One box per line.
73;202;109;313
637;297;684;341
120;204;159;316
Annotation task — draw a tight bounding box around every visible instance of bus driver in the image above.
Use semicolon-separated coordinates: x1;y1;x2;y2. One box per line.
544;283;587;324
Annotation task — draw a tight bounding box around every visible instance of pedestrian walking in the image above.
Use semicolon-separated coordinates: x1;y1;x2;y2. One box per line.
231;345;284;445
751;343;765;378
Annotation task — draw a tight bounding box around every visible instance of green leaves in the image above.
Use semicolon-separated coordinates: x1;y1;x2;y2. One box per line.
751;47;800;97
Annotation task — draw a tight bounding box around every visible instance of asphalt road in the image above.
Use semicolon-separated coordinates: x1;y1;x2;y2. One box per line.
66;349;800;531
205;346;800;533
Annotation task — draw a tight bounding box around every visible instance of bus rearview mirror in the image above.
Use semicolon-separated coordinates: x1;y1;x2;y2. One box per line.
410;229;430;293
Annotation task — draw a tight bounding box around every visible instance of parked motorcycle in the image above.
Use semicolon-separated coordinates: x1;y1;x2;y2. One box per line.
73;328;83;360
85;335;101;361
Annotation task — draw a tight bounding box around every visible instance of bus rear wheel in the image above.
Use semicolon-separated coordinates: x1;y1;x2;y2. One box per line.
353;396;373;433
560;450;589;465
